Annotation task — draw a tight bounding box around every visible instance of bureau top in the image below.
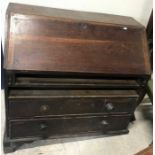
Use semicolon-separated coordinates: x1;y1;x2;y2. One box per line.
6;3;143;28
4;3;151;76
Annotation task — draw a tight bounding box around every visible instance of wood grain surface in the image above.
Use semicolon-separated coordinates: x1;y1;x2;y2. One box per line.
4;3;151;76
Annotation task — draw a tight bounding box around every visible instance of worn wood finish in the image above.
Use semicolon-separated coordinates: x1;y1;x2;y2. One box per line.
9;91;138;118
8;89;138;98
10;115;131;138
8;90;138;118
9;76;140;89
4;3;151;153
5;3;144;27
4;3;151;76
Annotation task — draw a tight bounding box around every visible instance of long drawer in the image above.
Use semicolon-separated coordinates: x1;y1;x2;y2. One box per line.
10;115;131;138
9;90;138;118
8;76;140;89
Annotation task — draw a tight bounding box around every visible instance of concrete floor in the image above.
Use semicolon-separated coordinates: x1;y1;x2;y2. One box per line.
1;90;153;155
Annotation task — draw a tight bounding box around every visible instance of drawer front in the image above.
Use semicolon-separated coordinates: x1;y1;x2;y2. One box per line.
10;115;131;138
9;96;138;118
9;76;140;89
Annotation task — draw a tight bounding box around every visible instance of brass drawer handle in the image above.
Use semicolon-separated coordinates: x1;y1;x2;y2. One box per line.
40;123;48;130
101;120;109;125
40;105;49;112
105;103;114;111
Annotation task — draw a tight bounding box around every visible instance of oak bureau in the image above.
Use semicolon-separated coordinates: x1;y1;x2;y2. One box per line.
3;3;151;153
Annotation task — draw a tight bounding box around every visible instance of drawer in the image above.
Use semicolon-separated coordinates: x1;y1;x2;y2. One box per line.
9;75;140;89
9;90;138;118
10;115;131;138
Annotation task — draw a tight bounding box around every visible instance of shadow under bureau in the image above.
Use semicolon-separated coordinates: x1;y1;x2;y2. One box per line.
3;3;151;153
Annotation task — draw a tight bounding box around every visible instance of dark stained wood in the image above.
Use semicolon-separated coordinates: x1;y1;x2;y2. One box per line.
9;77;140;89
10;115;131;138
4;3;151;76
4;3;151;153
9;89;138;98
146;11;153;39
9;90;138;118
146;10;153;70
6;3;144;27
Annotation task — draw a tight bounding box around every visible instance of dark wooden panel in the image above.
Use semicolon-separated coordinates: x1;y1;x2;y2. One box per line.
9;89;138;98
9;96;138;118
10;115;131;138
9;76;140;88
12;16;142;41
4;4;151;75
7;3;144;28
9;89;138;118
10;36;147;75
